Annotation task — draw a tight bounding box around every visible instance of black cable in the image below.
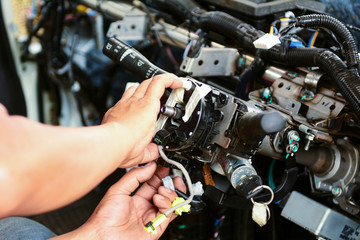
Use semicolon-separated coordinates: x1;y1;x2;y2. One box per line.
136;2;177;71
68;11;88;126
151;0;264;51
22;1;54;59
278;22;296;36
295;14;359;68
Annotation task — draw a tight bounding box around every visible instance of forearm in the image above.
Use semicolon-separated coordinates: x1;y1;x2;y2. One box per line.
50;222;99;240
0;115;128;217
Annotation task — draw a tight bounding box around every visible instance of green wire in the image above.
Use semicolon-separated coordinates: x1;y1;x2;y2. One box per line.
268;159;276;190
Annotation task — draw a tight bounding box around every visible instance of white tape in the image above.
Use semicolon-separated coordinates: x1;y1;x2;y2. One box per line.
162;176;175;191
182;84;211;122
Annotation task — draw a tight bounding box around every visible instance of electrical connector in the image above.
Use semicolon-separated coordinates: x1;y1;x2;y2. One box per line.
253;34;280;49
143;197;191;235
172;197;191;216
144;214;167;235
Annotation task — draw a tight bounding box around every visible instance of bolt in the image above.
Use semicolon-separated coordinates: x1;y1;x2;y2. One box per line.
304;134;315;151
332;187;342;197
304;140;311;151
224;130;231;137
287;130;300;143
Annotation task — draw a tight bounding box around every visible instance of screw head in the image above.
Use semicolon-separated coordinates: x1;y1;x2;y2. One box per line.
331;187;342;197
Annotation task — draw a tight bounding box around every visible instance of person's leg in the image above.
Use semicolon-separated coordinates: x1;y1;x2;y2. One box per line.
0;217;56;240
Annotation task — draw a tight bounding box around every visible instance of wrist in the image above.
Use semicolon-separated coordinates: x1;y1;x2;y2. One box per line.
101;121;131;167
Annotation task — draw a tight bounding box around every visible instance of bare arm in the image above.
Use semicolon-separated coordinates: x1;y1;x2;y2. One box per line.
0;74;183;218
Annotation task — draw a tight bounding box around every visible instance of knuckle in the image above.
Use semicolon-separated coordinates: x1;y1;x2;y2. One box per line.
142;79;151;84
151;75;164;85
125;86;137;93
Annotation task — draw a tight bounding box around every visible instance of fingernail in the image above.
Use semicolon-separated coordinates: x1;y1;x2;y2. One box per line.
165;187;173;194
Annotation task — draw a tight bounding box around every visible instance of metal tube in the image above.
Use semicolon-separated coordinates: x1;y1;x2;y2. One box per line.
78;0;128;20
154;20;224;49
295;146;333;174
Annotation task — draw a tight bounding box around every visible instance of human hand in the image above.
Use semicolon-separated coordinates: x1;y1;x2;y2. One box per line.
52;161;186;240
0;103;8;116
102;74;183;168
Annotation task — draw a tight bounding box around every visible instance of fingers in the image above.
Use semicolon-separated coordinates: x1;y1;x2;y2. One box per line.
145;73;183;100
158;186;178;202
132;79;151;99
152;187;177;215
135;165;170;200
173;176;187;193
153;194;172;213
153;177;187;215
120;85;137;101
121;74;182;102
137;143;160;165
108;161;157;196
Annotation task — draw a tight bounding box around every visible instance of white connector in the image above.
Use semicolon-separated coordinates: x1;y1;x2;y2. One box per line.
162;176;175;191
192;181;204;196
253;34;280;50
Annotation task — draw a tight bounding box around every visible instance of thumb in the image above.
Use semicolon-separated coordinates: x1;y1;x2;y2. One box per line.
112;161;157;196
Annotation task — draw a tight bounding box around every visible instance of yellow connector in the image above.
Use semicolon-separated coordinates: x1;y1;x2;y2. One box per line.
76;5;88;14
144;197;191;234
172;197;191;216
144;214;167;235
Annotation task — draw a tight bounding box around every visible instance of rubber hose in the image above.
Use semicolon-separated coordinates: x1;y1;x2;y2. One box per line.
262;48;360;118
197;11;263;51
296;14;359;69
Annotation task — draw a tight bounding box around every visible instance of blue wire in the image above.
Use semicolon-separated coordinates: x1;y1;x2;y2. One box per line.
183;29;202;59
289;41;303;48
214;219;221;227
183;38;195;59
307;31;316;48
273;26;279;34
31;0;37;19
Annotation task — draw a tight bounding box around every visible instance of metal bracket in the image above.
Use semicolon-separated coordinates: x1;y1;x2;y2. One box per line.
180;47;239;77
106;4;147;41
282;191;360;240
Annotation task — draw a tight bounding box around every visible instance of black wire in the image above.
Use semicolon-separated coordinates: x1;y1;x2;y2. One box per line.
279;22;296;36
68;10;87;126
68;34;78;85
22;1;54;59
346;24;360;33
136;2;178;71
